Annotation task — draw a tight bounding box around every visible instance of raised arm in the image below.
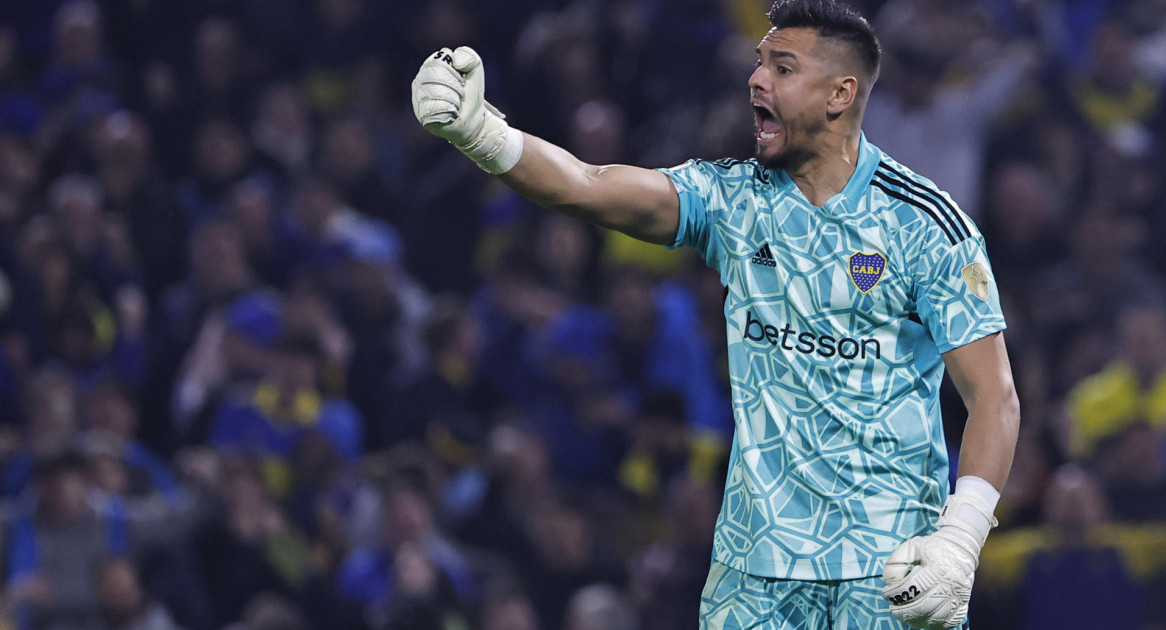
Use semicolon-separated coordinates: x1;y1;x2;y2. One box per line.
500;134;679;245
412;46;679;245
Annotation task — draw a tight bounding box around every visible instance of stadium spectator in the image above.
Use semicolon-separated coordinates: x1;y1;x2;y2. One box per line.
1032;209;1163;393
534;265;729;487
170;289;281;442
616;391;690;501
39;1;120;151
0;26;42;138
80;379;179;502
335;482;475;630
174;118;263;231
863;34;1038;218
208;333;362;495
2;366;81;497
1090;421;1166;522
224;179;279;287
1019;465;1146;630
91;111;184;299
0;134;41;215
520;499;621;630
7;451;120;630
1065;302;1166;459
626;474;719;630
383;295;493;451
1067;19;1162;134
93;557;184;630
979;159;1066;309
250;83;313;189
299;0;377;117
316;117;394;224
7;448;198;630
152;218;258;445
193;459;317;628
442;422;554;567
184;17;249;127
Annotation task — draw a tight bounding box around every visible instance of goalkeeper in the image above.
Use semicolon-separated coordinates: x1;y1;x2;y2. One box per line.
412;0;1019;628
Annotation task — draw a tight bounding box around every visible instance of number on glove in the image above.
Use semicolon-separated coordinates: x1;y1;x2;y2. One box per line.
887;584;921;606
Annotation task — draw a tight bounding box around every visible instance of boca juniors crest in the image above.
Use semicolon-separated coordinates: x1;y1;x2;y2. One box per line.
849;251;886;294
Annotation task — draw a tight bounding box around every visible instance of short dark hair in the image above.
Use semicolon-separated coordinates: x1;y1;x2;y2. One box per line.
768;0;881;86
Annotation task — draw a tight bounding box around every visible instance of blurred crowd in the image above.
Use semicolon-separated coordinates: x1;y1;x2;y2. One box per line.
0;0;1164;629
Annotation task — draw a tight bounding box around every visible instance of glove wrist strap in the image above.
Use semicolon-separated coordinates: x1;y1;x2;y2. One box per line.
456;112;524;175
938;476;1000;551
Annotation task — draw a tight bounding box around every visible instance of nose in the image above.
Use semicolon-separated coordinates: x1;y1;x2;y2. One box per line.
748;65;768;94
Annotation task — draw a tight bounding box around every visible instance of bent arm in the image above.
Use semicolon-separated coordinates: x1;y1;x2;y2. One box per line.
942;331;1021;491
500;133;681;246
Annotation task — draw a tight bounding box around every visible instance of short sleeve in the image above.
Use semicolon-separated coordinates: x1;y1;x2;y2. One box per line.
655;160;728;264
914;236;1007;354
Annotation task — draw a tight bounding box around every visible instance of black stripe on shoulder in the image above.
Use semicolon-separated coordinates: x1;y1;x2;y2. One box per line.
874;169;966;243
705;157;770;183
708;158;744;169
870;179;957;245
877;162;970;240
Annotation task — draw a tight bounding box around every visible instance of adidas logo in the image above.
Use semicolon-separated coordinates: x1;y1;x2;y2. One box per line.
751;244;776;267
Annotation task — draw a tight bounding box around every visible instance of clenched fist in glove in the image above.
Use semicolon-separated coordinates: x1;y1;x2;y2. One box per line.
882;477;999;630
411;46;524;174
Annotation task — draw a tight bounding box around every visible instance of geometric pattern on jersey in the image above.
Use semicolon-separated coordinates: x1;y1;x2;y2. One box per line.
698;559;971;630
659;134;1006;580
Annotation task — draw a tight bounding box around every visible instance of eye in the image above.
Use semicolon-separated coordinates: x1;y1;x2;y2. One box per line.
754;59;762;69
776;66;791;75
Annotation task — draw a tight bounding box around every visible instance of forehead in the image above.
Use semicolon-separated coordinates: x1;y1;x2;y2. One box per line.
758;27;824;58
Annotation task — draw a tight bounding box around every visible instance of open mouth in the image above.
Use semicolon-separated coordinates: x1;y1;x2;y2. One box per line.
752;101;781;142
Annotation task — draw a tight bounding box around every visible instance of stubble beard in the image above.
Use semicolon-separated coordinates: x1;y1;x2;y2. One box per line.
755;141;810;172
754;119;823;172
755;143;780;170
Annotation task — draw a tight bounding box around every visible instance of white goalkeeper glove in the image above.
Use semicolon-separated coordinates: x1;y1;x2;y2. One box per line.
410;46;524;175
881;477;1000;630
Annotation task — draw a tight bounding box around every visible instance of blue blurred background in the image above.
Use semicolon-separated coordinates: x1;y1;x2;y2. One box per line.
0;0;1163;629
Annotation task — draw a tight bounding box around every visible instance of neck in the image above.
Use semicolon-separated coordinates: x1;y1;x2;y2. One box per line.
786;128;862;207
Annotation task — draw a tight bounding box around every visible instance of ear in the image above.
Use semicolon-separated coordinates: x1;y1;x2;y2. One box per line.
827;76;859;116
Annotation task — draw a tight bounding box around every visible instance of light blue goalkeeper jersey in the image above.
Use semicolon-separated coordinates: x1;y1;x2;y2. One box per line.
659;134;1005;581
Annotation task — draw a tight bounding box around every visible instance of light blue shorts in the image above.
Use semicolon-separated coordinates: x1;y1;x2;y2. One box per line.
698;559;970;630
